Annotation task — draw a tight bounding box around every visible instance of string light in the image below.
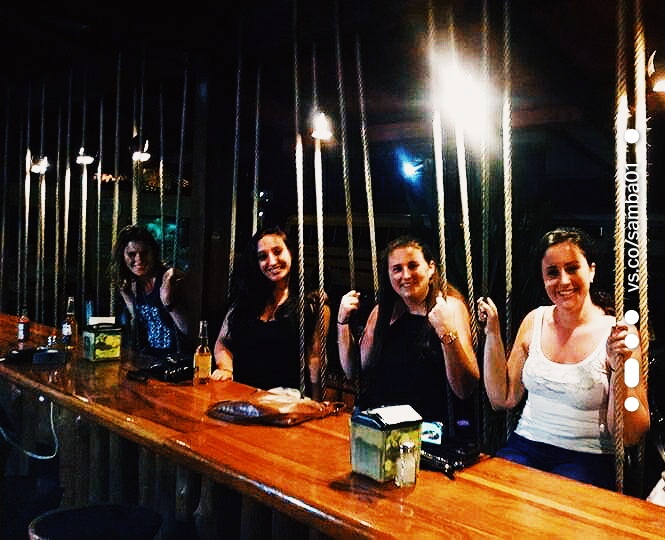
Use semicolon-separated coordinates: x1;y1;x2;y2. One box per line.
132;139;151;162
312;112;332;141
30;155;49;174
76;147;94;165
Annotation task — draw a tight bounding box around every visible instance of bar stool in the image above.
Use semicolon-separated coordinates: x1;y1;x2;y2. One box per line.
28;503;162;540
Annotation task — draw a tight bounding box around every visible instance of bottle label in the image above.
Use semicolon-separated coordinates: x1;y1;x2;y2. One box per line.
193;351;212;384
62;323;72;336
18;323;26;341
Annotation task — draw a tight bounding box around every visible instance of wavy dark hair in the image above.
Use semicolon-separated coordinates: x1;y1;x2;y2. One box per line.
108;224;167;287
535;227;614;315
227;226;299;326
366;236;467;370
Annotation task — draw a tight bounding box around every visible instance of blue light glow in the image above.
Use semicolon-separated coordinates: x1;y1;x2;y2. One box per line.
396;148;423;185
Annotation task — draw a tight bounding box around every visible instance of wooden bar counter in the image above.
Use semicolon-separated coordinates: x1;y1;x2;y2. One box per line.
1;314;665;538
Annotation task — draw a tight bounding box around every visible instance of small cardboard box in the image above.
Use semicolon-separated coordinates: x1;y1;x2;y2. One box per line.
350;404;422;483
82;323;122;362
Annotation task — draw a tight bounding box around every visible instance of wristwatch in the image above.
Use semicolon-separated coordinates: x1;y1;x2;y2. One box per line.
440;330;458;345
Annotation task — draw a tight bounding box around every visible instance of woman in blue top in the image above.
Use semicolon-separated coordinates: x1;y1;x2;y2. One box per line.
110;224;191;356
478;227;650;490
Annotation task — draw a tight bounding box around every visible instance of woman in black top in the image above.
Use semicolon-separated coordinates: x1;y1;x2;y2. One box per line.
337;236;479;423
213;226;329;401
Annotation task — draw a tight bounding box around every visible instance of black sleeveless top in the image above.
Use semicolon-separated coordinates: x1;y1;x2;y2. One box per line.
360;313;450;421
224;299;315;395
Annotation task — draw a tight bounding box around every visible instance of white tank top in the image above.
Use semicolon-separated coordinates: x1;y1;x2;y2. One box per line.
514;306;614;454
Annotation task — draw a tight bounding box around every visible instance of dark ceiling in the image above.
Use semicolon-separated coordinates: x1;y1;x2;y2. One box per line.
1;0;664;219
2;1;663;123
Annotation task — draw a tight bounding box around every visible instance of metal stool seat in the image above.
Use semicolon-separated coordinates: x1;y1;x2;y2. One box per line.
28;503;162;540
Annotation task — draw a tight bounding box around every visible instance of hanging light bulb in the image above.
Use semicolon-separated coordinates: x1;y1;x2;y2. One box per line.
312;112;333;141
30;155;49;174
76;147;94;165
132;139;151;162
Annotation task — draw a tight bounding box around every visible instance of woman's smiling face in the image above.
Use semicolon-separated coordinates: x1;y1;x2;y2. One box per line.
541;240;595;310
387;245;434;306
257;233;292;283
124;241;155;279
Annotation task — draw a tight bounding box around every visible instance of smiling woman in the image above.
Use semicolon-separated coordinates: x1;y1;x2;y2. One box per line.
477;227;650;491
337;235;479;435
109;224;192;356
213;226;329;402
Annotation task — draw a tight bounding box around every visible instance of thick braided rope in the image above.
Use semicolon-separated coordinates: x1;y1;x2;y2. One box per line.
450;18;478;350
634;0;648;496
613;0;628;494
314;142;328;398
356;35;379;300
159;89;165;257
502;0;518;439
480;0;493;450
252;67;261;235
110;55;121;316
0;93;7;312
428;1;448;295
502;0;513;349
481;0;490;299
53;106;62;324
447;12;478;350
443;8;468;436
228;31;242;298
292;1;306;397
132;58;144;226
335;1;355;290
311;47;329;399
79;72;89;315
96;96;104;310
174;64;188;265
62;73;72;316
36;82;46;321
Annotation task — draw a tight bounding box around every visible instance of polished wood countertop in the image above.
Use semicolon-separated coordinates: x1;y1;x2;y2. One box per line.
1;313;664;538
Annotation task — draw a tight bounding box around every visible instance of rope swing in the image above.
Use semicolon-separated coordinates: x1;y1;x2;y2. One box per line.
228;27;243;299
613;0;628;495
613;0;650;495
632;0;649;497
173;62;188;266
502;0;520;440
311;46;329;400
252;66;261;236
292;0;307;397
335;0;356;290
355;34;379;300
110;54;122;317
428;0;448;296
447;11;478;350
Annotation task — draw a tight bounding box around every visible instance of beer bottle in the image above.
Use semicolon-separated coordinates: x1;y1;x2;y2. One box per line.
17;305;30;342
61;296;78;350
193;320;212;385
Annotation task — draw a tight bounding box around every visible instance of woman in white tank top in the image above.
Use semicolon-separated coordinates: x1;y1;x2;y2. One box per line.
477;227;649;490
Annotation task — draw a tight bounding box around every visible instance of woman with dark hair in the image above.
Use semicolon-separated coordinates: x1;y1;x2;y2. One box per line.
109;224;191;355
212;226;329;401
337;236;479;423
478;227;650;490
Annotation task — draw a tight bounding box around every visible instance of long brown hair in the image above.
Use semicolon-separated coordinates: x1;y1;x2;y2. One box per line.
108;224;167;288
367;236;466;369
